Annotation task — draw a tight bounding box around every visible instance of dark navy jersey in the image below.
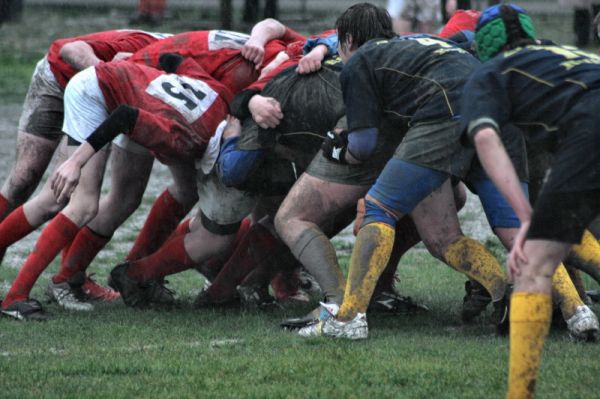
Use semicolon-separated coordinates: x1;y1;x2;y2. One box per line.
462;44;600;140
340;35;480;132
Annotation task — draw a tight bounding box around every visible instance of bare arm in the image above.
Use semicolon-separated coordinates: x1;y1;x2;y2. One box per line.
51;142;96;203
296;44;328;74
242;18;287;68
474;127;532;273
59;41;103;70
474;127;531;222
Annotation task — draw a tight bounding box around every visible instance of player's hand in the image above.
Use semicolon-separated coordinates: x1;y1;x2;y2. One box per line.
222;115;242;140
321;130;348;164
296;50;324;74
112;52;132;62
241;38;265;69
248;95;283;129
51;158;82;204
508;220;530;277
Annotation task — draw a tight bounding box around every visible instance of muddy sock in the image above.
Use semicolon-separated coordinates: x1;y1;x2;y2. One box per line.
126;234;195;283
2;213;79;308
0;193;12;222
291;226;345;304
507;292;551;399
443;236;507;301
374;217;420;294
207;223;275;303
551;263;584;320
53;227;111;284
568;229;600;284
0;206;36;252
338;222;395;321
126;190;190;261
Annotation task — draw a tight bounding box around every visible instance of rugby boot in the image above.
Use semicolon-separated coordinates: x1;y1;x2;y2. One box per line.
108;263;150;308
461;280;492;322
566;305;600;342
46;279;94;312
298;302;339;337
236;285;280;310
142;279;175;306
1;299;52;321
322;313;369;340
81;274;121;302
492;284;512;335
369;290;429;315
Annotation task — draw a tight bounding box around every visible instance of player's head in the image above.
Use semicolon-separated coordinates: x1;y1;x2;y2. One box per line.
475;4;536;61
335;2;395;62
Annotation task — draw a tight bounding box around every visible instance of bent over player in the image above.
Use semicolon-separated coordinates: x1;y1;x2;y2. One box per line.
0;56;229;320
463;4;600;398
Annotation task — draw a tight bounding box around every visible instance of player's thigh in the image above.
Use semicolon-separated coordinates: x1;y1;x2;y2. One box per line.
410;179;462;257
276;172;369;229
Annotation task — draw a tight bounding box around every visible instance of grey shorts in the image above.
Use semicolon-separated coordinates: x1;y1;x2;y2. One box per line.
196;170;257;225
394;120;473;179
18;57;65;140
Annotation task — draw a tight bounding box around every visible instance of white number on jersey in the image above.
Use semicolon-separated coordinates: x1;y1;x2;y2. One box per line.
145;74;218;123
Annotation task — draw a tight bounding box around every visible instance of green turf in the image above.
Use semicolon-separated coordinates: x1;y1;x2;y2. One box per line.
1;5;600;399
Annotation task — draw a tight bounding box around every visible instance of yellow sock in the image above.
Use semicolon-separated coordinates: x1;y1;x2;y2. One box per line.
569;229;600;283
338;222;395;321
507;292;552;399
552;263;583;320
444;236;508;301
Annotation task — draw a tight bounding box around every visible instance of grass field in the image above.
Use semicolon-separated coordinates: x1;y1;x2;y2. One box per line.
1;4;600;399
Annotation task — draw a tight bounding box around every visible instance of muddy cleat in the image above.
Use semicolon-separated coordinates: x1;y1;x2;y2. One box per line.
322;313;369;340
142;279;175;306
461;281;492;322
298;302;339;337
298;267;321;296
566;306;600;342
82;274;121;302
1;299;52;321
237;285;281;310
369;291;429;315
46;280;94;311
108;263;149;308
491;285;512;336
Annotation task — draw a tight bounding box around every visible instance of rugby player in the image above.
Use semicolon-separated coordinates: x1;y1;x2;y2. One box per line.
462;4;600;397
0;29;169;298
0;55;230;320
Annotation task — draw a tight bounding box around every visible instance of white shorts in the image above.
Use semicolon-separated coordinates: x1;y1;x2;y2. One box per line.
62;66;148;154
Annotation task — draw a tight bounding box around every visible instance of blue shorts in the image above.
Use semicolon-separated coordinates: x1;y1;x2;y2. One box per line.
367;159;449;215
471;179;528;229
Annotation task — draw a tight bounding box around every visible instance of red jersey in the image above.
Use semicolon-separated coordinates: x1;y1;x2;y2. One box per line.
129;28;306;95
95;60;230;163
438;10;481;39
47;29;169;89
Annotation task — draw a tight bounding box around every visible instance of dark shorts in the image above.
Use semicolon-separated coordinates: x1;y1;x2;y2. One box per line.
305;150;392;186
394;120;474;179
526;92;600;243
528;189;600;243
18;57;64;140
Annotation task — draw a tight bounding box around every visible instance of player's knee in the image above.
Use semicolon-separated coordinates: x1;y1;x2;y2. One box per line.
423;231;463;261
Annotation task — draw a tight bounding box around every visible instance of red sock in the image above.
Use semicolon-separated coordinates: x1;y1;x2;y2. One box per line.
0;194;12;222
126;234;195;283
126;190;190;261
374;217;421;294
164;218;191;243
53;227;111;284
0;206;35;251
269;249;301;301
196;218;252;281
206;223;276;302
2;213;79;308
